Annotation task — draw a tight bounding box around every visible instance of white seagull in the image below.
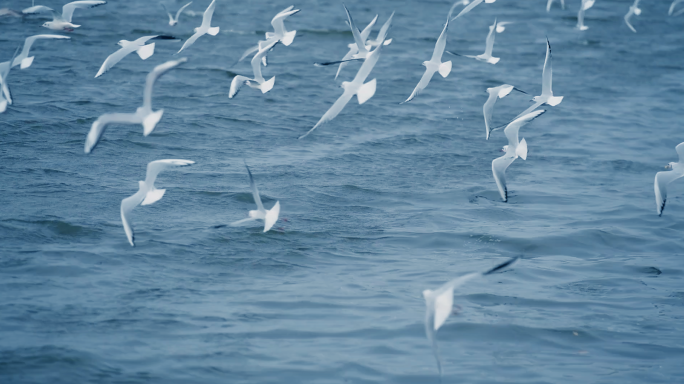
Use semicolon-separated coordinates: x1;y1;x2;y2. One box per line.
95;35;178;78
237;5;300;67
624;0;641;33
510;38;563;122
492;110;545;202
176;0;219;54
231;163;281;233
403;15;452;103
331;14;378;79
229;40;277;98
450;0;496;21
670;0;684;15
161;1;192;26
423;257;518;376
654;142;684;216
23;1;107;31
449;18;500;64
577;0;595;31
299;20;390;139
121;159;195;247
11;34;70;69
483;84;526;140
84;58;187;154
547;0;565;12
0;46;21;107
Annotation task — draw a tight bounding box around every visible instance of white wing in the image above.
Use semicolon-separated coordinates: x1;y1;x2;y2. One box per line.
176;1;193;20
676;142;684;163
144;159;194;190
299;90;354;139
451;0;484;21
84;113;142;154
492;155;517;201
483;18;496;56
271;8;299;36
95;45;136;78
360;14;379;41
351;43;383;85
161;3;173;20
624;7;636;33
343;4;368;56
655;171;684;216
177;30;203;54
251;40;277;83
431;20;449;62
670;0;684;15
483;92;497;139
200;0;216;28
404;68;437;103
541;39;553;96
245;164;265;213
22;5;54;15
121;183;146;247
143;57;187;109
504;110;545;148
61;1;106;23
14;34;70;68
229;75;250;98
369;12;394;45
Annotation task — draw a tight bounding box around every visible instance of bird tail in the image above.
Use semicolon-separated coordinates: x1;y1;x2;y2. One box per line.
547;96;563;106
260;76;276;94
207;26;220;36
264;201;280;232
488;57;500;64
137;43;155;60
517;138;528;160
143;109;164;136
438;61;452;77
357;79;377;104
282;30;296;46
20;56;35;69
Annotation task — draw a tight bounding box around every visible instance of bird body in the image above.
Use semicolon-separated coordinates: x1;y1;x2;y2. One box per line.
654;142;684;216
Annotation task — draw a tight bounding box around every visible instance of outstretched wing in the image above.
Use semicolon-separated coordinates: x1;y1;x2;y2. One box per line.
541;38;553;96
61;1;107;23
299;89;354;139
504;110;545;148
403;68;436;103
655;170;684;216
483;18;497;56
14;34;70;68
431;19;449;62
245;163;265;213
84;113;141;154
492;155;517;202
200;0;216;28
121;185;146;247
343;4;368;56
143;57;187;109
176;31;202;54
145;159;194;190
176;1;193;20
271;7;299;36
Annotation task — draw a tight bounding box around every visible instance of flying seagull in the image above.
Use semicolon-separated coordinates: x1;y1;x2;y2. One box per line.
231;163;281;233
237;6;300;66
176;0;219;54
229;40;278;98
161;1;192;26
23;1;107;31
483;84;526;140
12;34;70;69
624;0;641;33
654;142;684;216
121;159;195;246
423;257;518;376
85;58;187;154
492;110;545;202
448;18;500;64
95;35;178;78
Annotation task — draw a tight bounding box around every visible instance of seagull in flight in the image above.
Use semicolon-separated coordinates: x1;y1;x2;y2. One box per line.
547;0;565;12
121;159;195;246
85;57;187;154
577;0;595;31
448;18;500;64
450;0;495;21
23;1;107;31
95;35;178;78
483;84;526;140
11;34;70;69
299;19;390;139
423;257;518;376
654;142;684;216
231;163;281;233
329;14;378;79
161;1;192;26
624;0;641;33
237;6;300;67
492;110;545;202
229;40;278;98
176;0;219;54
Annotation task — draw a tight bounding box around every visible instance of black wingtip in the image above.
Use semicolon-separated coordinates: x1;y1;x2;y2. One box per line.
484;257;519;275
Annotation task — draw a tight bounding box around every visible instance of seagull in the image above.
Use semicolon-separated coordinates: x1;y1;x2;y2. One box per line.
577;0;595;31
654;142;684;216
483;84;526;140
492;110;545;202
230;163;281;233
403;13;452;103
331;14;378;79
423;257;518;376
237;6;300;67
509;38;563;122
121;159;195;247
546;0;565;12
450;0;496;21
299;19;390;139
229;40;278;98
670;0;684;15
23;1;107;31
11;34;70;70
176;0;219;54
95;35;179;78
624;0;641;33
495;21;513;33
84;58;187;154
161;1;192;26
448;18;500;64
0;45;21;107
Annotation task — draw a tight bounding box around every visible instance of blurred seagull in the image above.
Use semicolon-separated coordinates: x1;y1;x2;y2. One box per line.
492;110;545;202
448;18;500;64
237;6;300;67
403;11;453;103
0;45;21;107
547;0;565;12
161;1;192;26
450;0;495;21
121;159;195;246
483;84;526;140
0;8;22;18
231;163;281;233
576;0;595;31
299;20;390;139
624;0;641;33
670;0;684;15
95;35;178;78
423;257;518;376
176;0;219;54
11;34;70;69
84;58;187;154
229;40;277;98
654;142;684;216
23;1;107;31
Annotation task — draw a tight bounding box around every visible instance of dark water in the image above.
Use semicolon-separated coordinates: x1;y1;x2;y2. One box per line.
1;0;684;382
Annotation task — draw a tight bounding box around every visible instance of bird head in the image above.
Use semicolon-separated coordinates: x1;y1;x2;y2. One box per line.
665;162;675;170
340;81;351;90
117;40;128;47
421;61;429;67
248;210;259;219
42;22;51;28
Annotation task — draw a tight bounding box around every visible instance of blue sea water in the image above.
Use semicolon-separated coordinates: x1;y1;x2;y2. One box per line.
1;0;684;382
